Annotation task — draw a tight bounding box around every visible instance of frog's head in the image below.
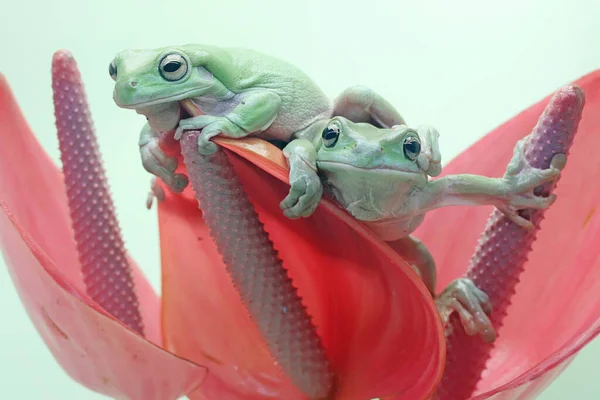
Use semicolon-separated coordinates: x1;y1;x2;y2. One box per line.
316;117;428;221
110;46;214;109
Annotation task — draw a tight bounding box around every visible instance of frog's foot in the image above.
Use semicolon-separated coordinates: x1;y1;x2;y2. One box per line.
500;138;566;228
435;278;495;343
140;138;189;193
175;115;247;155
414;125;442;177
279;160;323;219
333;85;406;128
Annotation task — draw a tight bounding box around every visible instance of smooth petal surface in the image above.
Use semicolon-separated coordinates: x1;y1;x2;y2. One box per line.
0;76;207;399
159;138;445;400
415;70;600;398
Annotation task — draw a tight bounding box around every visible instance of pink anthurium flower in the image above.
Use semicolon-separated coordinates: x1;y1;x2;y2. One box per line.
0;52;444;400
2;46;600;400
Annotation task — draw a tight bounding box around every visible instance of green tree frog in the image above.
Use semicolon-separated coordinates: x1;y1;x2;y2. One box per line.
312;116;564;342
110;44;406;216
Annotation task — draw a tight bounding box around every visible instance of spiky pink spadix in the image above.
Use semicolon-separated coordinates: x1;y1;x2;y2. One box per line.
52;50;144;335
178;131;334;399
436;85;585;399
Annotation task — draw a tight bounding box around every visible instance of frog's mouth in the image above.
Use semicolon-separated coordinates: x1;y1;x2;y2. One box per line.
316;160;421;176
116;89;202;109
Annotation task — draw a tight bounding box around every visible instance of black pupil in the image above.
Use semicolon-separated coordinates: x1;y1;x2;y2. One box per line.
324;128;338;140
109;63;116;76
405;139;420;154
164;61;181;73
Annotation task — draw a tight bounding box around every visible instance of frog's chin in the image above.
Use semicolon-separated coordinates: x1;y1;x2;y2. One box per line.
319;162;427;222
130;102;183;133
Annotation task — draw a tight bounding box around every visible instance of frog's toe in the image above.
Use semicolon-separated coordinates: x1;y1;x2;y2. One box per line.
292;191;322;218
279;191;299;212
526;165;561;188
171;173;189;193
174;126;184;141
180;115;215;130
196;132;219;156
497;205;535;229
529;193;557;209
175;115;216;140
146;177;166;209
540;165;562;182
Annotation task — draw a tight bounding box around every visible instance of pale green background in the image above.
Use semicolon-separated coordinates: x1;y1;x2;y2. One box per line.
0;0;599;398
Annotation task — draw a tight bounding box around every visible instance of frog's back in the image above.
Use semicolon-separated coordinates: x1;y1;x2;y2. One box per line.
183;44;333;137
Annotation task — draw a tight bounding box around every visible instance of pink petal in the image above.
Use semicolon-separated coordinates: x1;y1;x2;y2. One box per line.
0;75;207;399
158;138;446;400
416;70;600;397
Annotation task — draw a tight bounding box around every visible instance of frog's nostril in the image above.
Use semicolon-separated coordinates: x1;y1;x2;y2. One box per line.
129;80;138;87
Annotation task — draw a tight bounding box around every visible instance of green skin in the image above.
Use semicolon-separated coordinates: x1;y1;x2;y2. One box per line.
313;117;564;343
110;44;408;218
110;44;562;343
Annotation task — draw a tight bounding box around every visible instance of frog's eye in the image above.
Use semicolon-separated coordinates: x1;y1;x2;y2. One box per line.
403;134;421;161
159;53;188;81
322;121;342;148
108;59;117;81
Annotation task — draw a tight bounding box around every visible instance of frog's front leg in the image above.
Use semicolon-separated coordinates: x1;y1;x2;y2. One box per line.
139;123;189;193
436;278;495;343
279;139;323;219
333;85;406;128
175;91;282;155
407;139;565;228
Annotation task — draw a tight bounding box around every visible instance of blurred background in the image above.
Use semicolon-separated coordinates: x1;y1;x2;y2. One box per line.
1;0;599;398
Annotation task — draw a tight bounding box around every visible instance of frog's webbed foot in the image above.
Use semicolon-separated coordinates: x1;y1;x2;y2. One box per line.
175;115;247;155
499;137;566;228
436;278;495;343
140;137;189;193
280;139;323;219
333;85;406;128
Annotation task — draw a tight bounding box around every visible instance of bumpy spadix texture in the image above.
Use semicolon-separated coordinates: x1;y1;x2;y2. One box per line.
179;132;334;399
436;85;585;399
52;50;144;335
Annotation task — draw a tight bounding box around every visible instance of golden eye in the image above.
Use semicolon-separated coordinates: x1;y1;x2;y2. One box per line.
159;53;188;81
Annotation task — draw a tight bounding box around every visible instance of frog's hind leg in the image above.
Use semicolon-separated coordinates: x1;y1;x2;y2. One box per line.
333;85;406;128
387;235;436;296
388;235;496;343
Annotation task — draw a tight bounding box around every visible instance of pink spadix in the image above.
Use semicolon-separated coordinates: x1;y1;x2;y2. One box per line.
52;50;145;336
178;131;334;399
436;85;585;399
